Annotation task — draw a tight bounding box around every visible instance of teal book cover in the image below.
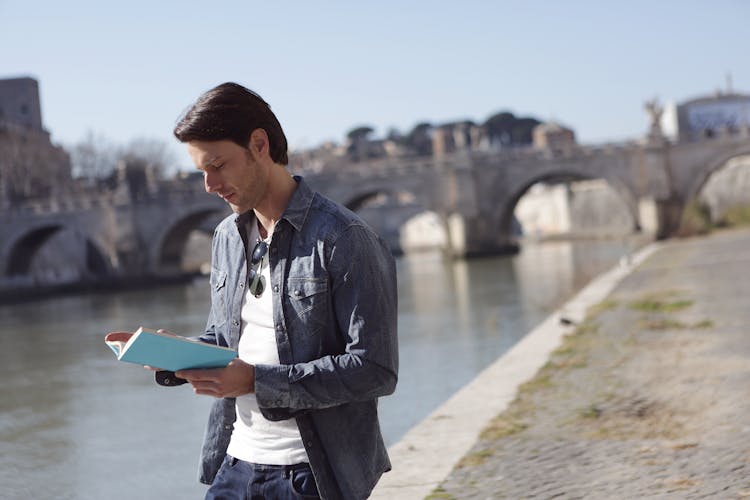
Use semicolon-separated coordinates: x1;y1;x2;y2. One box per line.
106;327;237;372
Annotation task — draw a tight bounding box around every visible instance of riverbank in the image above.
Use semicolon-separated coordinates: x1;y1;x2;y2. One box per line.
375;227;750;499
0;272;203;305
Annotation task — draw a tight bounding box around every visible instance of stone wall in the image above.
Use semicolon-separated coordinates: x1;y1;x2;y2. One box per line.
699;154;750;221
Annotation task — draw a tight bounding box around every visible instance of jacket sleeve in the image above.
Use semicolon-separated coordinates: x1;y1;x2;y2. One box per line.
198;226;225;346
254;224;398;412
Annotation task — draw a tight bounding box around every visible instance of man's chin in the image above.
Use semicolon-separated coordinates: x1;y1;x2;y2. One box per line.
228;202;251;214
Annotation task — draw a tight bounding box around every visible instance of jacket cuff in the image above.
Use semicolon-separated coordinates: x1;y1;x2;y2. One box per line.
254;363;291;408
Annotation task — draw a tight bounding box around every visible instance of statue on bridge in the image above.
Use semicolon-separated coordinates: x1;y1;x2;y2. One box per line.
644;97;665;140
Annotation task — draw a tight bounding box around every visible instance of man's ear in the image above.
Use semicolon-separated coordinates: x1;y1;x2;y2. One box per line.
247;128;269;157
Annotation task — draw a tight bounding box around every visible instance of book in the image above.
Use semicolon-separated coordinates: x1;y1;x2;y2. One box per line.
106;327;237;372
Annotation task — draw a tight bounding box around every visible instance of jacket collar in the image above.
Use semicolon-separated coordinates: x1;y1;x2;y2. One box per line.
279;176;313;233
232;175;313;234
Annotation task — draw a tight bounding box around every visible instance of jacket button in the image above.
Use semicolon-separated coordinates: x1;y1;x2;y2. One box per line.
273;285;279;293
294;290;301;297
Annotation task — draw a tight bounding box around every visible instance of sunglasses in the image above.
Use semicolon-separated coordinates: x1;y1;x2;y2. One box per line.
248;240;269;298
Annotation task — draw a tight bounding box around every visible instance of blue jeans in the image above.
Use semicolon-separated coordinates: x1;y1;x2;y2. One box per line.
205;455;320;500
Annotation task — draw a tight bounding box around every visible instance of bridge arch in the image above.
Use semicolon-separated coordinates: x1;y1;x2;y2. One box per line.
496;169;640;242
684;143;750;203
345;190;386;212
4;223;111;279
151;206;229;275
342;186;443;254
343;188;428;212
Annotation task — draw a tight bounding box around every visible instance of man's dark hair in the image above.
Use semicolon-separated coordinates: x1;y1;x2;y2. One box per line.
173;82;289;165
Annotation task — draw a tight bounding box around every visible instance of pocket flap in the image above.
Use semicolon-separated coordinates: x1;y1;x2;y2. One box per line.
287;278;327;299
210;269;227;290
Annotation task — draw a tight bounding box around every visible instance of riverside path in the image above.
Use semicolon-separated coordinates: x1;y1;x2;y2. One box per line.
436;227;750;499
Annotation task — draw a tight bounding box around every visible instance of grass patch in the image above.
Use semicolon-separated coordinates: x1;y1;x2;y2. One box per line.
676;200;712;237
629;298;693;313
638;318;715;330
628;296;693;313
479;415;529;440
574;320;601;336
456;447;495;468
719;204;750;227
542;320;600;370
477;318;601;442
425;487;456;499
589;299;619;315
518;373;553;392
692;319;714;329
638;318;689;330
676;202;750;236
579;404;603;419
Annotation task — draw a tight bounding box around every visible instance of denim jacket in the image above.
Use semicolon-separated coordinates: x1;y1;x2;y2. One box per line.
197;177;398;500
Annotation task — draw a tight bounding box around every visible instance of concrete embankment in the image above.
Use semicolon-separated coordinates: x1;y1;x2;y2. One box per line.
372;227;750;499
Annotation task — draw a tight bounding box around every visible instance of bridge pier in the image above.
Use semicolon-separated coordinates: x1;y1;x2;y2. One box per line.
445;213;519;258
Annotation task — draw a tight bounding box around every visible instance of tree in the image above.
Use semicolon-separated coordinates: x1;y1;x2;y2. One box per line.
346;125;375;143
484;111;540;148
69;130;118;181
405;122;433;156
385;127;404;143
511;117;542;145
484;111;516;147
69;133;176;183
120;137;176;180
0;127;72;204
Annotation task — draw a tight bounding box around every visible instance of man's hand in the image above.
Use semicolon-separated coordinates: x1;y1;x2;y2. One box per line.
176;359;255;398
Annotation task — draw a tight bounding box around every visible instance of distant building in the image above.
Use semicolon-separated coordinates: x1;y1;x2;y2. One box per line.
0;76;72;204
662;91;750;141
532;122;576;150
432;121;484;156
0;77;44;132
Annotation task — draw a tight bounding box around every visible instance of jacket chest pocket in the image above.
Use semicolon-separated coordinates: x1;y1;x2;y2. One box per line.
210;269;228;327
285;278;328;336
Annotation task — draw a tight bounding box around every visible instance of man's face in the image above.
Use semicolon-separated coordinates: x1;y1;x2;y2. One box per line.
187;139;268;214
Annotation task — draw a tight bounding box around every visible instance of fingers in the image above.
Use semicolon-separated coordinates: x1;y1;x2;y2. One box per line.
189;381;223;397
177;362;254;398
175;368;221;382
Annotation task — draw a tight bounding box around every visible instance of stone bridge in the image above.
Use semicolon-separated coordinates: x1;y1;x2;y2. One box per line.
0;183;230;290
1;132;749;291
309;132;750;255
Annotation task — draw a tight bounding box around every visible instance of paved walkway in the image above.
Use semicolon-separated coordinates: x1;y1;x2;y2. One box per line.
373;227;750;499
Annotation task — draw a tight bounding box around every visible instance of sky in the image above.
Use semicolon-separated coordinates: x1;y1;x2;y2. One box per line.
1;0;748;170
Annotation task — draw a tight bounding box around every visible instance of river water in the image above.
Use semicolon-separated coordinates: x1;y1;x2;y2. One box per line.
0;238;640;499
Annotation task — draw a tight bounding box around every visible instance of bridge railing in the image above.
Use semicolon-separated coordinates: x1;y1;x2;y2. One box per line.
0;176;219;216
0;191;119;216
292;140;644;178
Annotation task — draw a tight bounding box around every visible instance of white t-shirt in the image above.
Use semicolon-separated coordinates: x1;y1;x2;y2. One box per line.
225;224;309;465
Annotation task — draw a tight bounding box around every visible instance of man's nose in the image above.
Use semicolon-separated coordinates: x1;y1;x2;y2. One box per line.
204;171;220;193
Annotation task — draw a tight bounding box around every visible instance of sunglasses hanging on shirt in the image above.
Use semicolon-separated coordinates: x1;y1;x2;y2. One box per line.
247;240;268;298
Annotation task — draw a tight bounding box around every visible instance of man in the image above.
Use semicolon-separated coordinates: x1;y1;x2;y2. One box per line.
165;83;397;499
